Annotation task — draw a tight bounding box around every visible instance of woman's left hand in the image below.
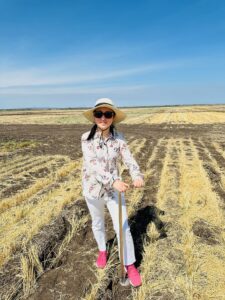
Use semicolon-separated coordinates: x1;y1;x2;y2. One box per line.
132;178;144;188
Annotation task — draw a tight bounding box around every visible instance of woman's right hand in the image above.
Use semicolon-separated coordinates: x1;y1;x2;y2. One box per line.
112;180;129;192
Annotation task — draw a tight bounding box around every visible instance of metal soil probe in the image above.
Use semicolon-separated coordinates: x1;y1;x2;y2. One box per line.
118;191;130;286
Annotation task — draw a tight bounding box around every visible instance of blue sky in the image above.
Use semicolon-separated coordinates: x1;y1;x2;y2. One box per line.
0;0;225;109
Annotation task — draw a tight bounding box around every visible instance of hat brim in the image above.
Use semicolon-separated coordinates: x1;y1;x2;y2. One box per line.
83;104;126;123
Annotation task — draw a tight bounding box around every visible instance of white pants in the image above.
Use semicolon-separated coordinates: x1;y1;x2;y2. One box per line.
85;189;136;266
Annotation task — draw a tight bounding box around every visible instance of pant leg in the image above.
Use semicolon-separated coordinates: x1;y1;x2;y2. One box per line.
105;190;136;266
85;195;106;251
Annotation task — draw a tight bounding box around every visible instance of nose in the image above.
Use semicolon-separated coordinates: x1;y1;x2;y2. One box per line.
100;115;106;120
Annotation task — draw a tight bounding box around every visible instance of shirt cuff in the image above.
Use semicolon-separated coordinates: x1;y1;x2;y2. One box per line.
131;174;144;181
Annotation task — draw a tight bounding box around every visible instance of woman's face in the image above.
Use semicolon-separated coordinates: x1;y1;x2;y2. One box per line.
94;107;115;131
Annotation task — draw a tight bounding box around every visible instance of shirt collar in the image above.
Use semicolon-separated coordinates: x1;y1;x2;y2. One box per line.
94;129;115;141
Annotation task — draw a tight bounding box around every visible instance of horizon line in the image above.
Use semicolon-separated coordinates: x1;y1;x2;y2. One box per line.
1;103;225;111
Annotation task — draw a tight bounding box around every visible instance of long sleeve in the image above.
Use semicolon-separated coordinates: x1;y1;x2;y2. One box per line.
119;136;144;181
81;130;142;198
81;134;120;187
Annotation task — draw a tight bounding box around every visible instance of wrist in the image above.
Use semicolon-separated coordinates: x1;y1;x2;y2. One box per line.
111;176;121;187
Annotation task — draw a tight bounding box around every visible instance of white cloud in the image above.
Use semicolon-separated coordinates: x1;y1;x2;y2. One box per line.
0;83;149;95
0;58;191;89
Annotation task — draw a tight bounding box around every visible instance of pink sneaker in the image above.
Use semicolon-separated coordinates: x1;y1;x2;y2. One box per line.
125;264;142;287
96;250;107;268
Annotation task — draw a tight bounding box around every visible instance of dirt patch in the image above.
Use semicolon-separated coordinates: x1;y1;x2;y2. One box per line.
1;123;225;160
192;219;221;245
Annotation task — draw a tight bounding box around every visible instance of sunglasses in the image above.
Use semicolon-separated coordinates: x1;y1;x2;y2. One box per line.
93;110;115;119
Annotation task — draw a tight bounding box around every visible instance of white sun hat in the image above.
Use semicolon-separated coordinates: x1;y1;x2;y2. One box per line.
83;98;126;124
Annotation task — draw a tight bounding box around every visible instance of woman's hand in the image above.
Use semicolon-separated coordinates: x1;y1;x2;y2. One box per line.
133;178;144;188
112;180;129;192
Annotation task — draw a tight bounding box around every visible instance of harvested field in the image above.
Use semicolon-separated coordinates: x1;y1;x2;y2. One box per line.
1;105;225;125
0;106;225;300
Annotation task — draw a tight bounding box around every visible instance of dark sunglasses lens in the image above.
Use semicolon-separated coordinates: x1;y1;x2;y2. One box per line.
104;111;114;118
94;111;114;118
94;111;103;118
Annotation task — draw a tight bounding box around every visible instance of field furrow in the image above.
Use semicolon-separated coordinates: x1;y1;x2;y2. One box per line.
134;137;225;299
198;139;225;169
193;139;225;209
0;156;69;198
0;155;45;176
0;159;81;227
133;138;183;300
179;138;225;299
0;155;32;169
0;157;78;214
212;141;225;160
0;159;82;268
127;138;165;217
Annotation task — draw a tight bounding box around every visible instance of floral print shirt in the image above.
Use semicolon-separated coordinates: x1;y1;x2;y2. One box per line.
81;129;143;199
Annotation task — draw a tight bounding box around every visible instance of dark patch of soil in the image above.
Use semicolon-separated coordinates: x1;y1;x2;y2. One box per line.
1;123;225;160
150;290;175;300
192;219;221;245
0;178;33;198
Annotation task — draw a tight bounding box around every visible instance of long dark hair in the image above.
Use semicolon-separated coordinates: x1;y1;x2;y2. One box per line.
87;124;116;140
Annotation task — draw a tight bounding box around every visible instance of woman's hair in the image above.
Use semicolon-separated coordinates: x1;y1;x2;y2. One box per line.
87;124;116;140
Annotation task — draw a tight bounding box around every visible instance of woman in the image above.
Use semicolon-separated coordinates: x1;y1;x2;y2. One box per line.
81;98;144;287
